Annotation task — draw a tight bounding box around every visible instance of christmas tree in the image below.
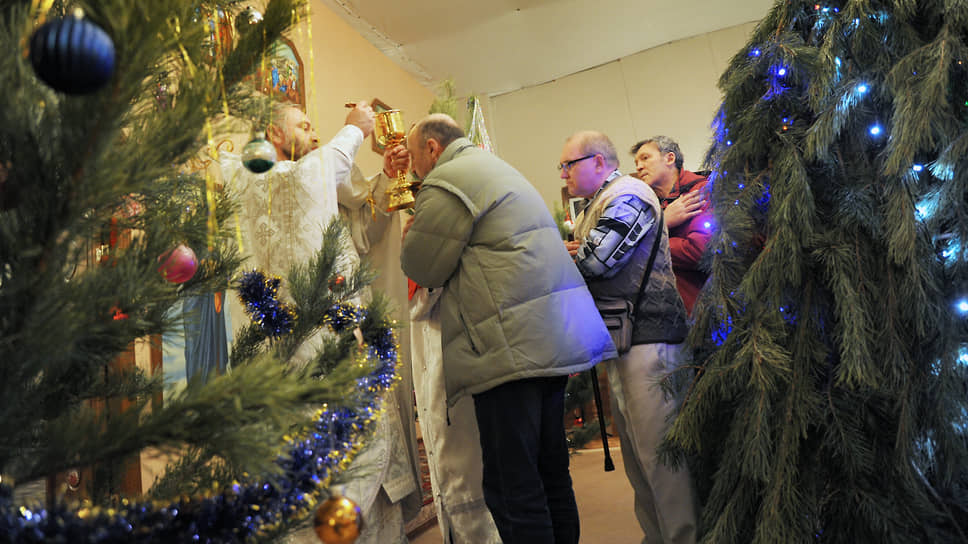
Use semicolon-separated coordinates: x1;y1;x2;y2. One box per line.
665;1;968;542
0;1;398;541
563;371;603;450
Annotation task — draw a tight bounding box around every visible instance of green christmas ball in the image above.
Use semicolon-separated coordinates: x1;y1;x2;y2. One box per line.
242;135;276;174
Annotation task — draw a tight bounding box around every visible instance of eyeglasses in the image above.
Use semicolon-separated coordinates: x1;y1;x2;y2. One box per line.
557;154;597;172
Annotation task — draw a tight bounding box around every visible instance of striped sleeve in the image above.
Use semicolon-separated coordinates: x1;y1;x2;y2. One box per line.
575;194;656;279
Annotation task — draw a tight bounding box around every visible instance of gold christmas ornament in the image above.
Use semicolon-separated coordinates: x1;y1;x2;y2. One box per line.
313;495;363;544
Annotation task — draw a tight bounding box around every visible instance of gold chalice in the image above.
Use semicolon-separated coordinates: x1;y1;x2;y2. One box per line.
375;109;416;212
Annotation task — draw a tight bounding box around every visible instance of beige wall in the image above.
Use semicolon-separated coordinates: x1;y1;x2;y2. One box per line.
487;22;757;211
291;1;435;175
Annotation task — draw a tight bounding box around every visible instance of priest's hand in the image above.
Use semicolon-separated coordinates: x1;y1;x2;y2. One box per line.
345;101;376;138
383;144;410;178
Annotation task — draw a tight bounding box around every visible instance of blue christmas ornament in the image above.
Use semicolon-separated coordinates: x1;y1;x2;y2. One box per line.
29;13;115;94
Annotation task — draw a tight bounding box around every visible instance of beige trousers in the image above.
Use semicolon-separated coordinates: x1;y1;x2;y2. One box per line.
606;343;697;544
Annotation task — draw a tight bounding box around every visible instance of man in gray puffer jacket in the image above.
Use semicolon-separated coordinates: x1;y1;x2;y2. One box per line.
398;114;616;544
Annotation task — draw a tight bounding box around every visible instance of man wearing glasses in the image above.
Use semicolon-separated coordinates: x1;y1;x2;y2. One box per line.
560;131;696;544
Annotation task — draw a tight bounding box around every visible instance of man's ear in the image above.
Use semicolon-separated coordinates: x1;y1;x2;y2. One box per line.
664;152;676;167
595;154;607;171
266;124;284;147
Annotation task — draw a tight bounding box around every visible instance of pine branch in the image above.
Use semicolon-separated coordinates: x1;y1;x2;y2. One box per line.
15;355;365;484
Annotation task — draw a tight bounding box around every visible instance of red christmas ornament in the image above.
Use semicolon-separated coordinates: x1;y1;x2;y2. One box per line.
66;469;81;491
328;274;346;290
110;305;128;320
158;244;198;283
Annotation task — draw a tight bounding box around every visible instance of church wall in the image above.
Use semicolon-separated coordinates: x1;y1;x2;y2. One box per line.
298;1;435;176
487;22;758;211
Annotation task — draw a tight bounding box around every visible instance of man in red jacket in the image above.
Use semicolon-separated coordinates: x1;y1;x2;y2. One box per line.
630;136;712;315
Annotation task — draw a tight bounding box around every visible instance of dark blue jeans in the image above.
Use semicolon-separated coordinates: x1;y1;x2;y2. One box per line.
473;375;580;544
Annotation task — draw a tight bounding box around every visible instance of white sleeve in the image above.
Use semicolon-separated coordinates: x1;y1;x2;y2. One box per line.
322;124;364;190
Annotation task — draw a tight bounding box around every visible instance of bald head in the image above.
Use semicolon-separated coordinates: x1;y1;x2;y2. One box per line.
565;130;619;170
411;113;464;150
560;130;620;198
406;114;466;180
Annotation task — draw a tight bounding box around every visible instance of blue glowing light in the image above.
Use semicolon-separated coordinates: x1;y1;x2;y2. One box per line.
750;48;761;57
869;124;882;136
913;164;924;172
711;315;733;346
738;183;745;189
856;83;868;93
703;221;712;230
942;241;961;262
726;140;732;146
777;67;787;76
778;305;797;325
930;161;955;181
916;194;938;220
756;185;772;208
957;299;968;315
835;57;842;67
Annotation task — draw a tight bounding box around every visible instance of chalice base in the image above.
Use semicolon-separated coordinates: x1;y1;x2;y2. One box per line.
385;169;415;212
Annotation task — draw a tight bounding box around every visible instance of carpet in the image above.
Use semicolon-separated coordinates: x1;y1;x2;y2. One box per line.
416;436;433;506
406;436;438;538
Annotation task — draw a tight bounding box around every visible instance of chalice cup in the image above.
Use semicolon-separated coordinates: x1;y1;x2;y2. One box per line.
375;109;416;212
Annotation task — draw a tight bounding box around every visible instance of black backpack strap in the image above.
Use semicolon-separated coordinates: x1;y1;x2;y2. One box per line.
631;209;664;319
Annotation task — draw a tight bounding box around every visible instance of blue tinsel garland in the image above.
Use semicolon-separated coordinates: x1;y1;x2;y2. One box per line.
0;272;398;542
236;270;297;337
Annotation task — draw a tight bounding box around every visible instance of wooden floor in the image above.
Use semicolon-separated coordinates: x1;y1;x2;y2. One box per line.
409;444;642;544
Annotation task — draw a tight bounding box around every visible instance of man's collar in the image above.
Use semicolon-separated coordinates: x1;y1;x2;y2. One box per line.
655;169;682;200
590;169;622;200
435;137;476;168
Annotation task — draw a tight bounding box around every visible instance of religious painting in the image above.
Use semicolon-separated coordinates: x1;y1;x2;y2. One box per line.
161;294;232;404
253;37;306;107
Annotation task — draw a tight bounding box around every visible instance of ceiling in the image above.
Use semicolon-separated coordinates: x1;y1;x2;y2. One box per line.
318;0;775;97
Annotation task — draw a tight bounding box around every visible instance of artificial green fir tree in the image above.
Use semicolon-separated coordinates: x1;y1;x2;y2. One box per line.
0;1;399;541
666;1;968;542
